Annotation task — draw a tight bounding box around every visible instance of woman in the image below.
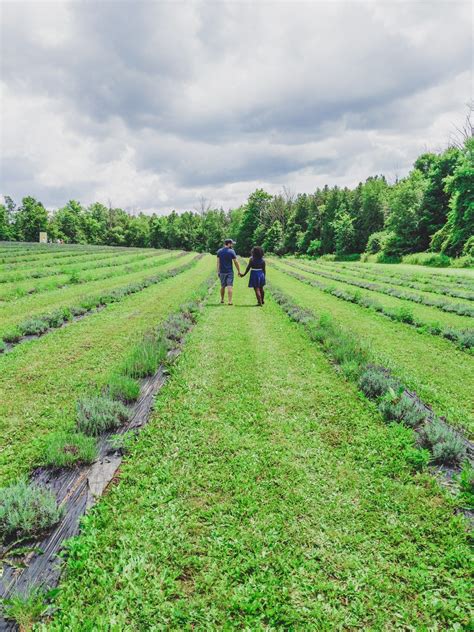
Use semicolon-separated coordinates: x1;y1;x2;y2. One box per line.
240;246;266;306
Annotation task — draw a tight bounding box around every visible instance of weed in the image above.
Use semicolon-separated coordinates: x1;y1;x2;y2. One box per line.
122;335;167;378
68;270;81;284
455;461;474;509
0;480;63;541
76;396;129;436
42;432;98;468
421;420;467;465
107;374;141;402
2;585;55;631
2;327;22;343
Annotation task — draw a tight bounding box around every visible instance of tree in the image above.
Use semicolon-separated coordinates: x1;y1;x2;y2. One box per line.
263;220;284;254
236;189;272;255
432;137;474;256
14;196;48;242
332;210;355;255
416;148;461;250
384;170;426;256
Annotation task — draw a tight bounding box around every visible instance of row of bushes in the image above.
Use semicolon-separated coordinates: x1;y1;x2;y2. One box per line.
315;259;474;302
269;284;472;487
278;263;474;352
286;260;474;318
0;274;214;546
0;254;202;352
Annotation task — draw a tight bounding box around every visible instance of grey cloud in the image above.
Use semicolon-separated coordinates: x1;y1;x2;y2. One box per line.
0;1;471;211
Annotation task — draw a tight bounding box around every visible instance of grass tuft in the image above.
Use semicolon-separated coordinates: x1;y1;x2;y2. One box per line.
107;374;141;403
121;334;167;378
42;432;98;468
2;585;53;630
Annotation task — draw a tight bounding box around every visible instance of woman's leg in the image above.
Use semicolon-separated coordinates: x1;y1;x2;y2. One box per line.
260;287;265;304
255;288;263;305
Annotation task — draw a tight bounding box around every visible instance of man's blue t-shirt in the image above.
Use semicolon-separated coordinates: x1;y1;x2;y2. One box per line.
217;247;236;274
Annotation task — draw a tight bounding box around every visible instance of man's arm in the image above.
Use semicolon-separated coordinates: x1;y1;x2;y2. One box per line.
233;256;241;275
216;256;220;275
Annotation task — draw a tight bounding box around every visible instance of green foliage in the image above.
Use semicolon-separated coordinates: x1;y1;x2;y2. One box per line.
365;230;388;254
42;432;98;468
2;586;54;630
0;480;63;541
358;367;396;399
378;391;427;428
421;420;467;465
401;252;451;267
107;374;141;402
76;396;129;436
236;189;272;255
121;334;167;378
456;461;474;509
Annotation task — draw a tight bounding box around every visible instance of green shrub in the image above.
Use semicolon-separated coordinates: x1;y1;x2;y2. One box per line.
42;432;98;468
19;318;49;336
402;252;451;267
122;334;167;378
107;374;141;402
395;306;415;324
76;396;129;436
366;231;389;254
358;367;396;399
0;480;63;541
378;392;427;428
421;420;467;465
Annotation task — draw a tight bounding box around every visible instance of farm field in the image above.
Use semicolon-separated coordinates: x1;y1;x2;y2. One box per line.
0;244;472;629
270;260;474;435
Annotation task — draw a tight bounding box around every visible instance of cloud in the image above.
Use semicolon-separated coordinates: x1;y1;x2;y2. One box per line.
0;0;471;213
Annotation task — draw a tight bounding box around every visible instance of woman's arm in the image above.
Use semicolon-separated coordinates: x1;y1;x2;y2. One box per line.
241;258;252;277
262;260;266;274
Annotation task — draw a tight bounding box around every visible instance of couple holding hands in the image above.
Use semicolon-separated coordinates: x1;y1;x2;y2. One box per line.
216;239;266;306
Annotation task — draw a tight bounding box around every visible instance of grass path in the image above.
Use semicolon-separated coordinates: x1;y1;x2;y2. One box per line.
271;263;474;435
49;288;471;629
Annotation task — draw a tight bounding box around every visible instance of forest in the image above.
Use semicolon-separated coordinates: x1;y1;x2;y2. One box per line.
1;137;472;263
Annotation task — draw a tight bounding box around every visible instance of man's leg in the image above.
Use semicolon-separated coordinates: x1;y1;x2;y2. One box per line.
220;285;225;303
227;285;233;304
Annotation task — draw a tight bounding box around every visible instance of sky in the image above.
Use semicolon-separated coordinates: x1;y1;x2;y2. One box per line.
0;0;472;214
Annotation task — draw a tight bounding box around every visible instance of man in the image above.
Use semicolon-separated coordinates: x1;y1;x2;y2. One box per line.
216;238;241;305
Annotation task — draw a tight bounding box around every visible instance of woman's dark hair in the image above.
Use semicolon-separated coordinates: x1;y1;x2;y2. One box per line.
251;246;264;259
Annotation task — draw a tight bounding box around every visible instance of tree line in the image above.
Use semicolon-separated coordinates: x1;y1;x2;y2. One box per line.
1;136;472;261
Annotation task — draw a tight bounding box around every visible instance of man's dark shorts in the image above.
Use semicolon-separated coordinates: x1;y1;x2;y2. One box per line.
219;272;234;287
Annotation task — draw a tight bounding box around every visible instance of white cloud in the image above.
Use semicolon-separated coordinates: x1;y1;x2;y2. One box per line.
0;0;471;213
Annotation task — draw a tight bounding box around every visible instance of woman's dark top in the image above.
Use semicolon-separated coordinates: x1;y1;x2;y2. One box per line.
243;257;266;275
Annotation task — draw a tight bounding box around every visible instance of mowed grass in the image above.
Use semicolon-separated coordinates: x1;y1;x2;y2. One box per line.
0;251;192;338
47;289;472;629
0;255;214;484
271;263;474;435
